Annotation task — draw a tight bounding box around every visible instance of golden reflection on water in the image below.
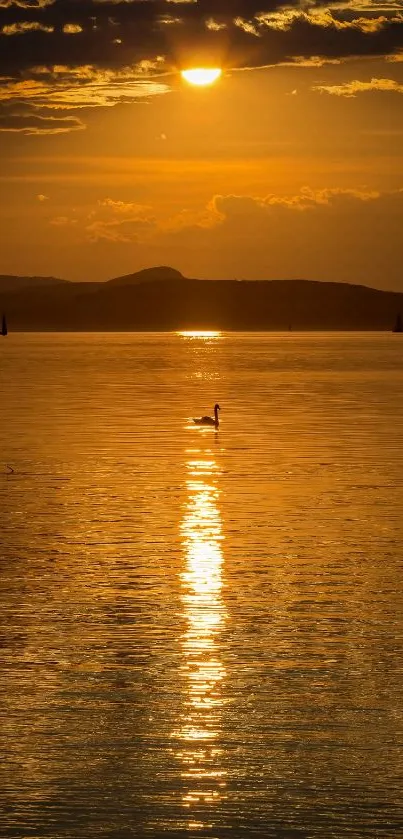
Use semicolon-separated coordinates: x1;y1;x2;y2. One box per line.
177;331;222;339
175;449;227;821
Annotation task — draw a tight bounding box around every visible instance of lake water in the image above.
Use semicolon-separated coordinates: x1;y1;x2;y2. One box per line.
1;332;403;839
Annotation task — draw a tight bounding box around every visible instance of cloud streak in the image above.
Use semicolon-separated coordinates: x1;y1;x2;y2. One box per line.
49;185;397;244
314;75;403;93
0;107;85;133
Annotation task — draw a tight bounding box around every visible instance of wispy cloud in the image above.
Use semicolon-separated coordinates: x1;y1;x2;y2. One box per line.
0;65;170;110
0;61;170;133
51;197;157;244
314;76;403;95
2;21;53;35
0;108;84;134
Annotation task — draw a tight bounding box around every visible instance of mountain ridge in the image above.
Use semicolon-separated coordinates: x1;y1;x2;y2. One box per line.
106;266;185;286
0;269;402;331
0;274;69;293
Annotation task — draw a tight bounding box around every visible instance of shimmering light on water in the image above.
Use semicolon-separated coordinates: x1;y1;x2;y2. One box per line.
176;453;226;821
1;332;403;838
177;331;222;339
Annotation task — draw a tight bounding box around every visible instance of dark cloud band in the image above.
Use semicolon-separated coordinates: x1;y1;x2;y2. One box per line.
1;0;403;73
1;0;402;133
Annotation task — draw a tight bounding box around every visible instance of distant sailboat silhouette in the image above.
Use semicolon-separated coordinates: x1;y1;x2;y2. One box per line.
392;313;402;333
1;314;7;336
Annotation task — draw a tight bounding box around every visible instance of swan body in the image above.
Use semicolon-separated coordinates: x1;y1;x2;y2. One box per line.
193;403;220;428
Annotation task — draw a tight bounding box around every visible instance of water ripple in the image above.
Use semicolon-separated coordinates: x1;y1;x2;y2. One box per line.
1;332;403;838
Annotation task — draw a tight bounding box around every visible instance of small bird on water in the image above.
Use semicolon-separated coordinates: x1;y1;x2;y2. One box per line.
193;403;220;428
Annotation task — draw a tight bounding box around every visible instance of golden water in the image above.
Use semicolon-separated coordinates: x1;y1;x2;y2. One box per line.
1;332;402;838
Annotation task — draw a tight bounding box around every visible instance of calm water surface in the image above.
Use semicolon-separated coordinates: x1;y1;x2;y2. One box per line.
1;332;403;839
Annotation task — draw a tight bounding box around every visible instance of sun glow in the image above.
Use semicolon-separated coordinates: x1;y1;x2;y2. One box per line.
178;331;221;339
181;68;222;87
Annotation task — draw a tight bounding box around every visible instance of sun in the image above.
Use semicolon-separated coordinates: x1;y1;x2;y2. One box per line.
181;68;222;87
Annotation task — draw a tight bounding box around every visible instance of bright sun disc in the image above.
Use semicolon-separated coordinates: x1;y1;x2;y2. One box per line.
181;68;222;87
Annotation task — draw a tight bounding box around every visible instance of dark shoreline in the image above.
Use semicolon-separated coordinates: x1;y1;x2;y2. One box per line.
2;274;402;332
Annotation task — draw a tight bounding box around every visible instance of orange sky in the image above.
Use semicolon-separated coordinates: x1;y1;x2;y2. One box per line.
0;1;402;289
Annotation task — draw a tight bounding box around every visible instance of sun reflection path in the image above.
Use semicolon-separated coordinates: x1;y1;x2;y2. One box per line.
177;331;222;340
175;452;227;822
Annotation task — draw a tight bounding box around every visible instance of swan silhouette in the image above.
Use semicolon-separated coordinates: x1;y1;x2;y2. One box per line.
193;403;220;428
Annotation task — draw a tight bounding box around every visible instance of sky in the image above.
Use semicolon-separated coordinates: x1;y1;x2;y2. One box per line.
0;0;402;290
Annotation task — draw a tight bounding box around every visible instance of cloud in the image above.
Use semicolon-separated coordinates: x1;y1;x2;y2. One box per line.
0;2;55;7
95;186;383;238
89;198;154;237
0;65;170;110
86;216;155;243
207;187;381;221
314;76;403;94
52;197;157;243
2;21;53;34
205;18;227;32
0;61;169;133
0;0;402;84
50;215;77;226
160;186;403;286
0;1;402;138
150;186;386;238
62;24;83;35
0;106;85;133
85;186;398;237
234;17;261;37
256;7;391;32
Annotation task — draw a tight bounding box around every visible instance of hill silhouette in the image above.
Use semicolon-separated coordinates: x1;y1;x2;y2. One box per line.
107;266;184;286
0;268;402;331
0;274;68;293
